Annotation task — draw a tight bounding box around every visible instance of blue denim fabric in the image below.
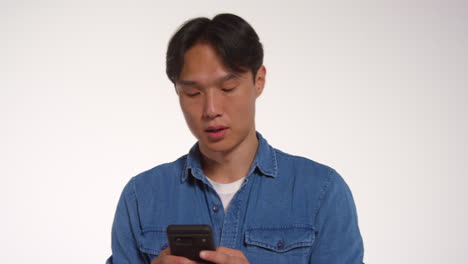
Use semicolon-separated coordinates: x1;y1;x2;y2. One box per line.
106;132;364;263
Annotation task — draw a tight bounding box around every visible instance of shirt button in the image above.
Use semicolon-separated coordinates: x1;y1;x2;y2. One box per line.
277;240;284;249
212;204;219;212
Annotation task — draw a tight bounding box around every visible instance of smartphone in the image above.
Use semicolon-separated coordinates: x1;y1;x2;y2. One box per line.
166;224;216;263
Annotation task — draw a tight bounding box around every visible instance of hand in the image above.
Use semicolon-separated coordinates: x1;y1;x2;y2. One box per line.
199;247;250;264
151;248;197;264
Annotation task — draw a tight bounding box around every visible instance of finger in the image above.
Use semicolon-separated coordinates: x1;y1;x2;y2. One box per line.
166;256;197;264
159;247;171;256
152;253;196;264
216;247;244;257
200;250;229;263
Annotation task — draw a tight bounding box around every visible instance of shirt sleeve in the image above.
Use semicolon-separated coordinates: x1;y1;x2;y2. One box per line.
106;178;148;264
309;170;365;264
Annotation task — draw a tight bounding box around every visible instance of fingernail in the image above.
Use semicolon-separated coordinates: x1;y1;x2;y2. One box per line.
200;251;207;258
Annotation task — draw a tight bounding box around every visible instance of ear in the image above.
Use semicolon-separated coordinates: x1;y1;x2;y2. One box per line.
254;65;266;98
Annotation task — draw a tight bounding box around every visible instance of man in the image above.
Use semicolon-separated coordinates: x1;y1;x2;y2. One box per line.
107;13;364;264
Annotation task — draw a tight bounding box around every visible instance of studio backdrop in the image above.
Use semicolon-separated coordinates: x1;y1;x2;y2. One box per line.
1;1;467;263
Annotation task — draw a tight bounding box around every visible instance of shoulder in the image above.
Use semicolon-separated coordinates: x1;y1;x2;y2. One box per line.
273;147;354;210
272;147;350;196
274;148;338;180
123;155;187;195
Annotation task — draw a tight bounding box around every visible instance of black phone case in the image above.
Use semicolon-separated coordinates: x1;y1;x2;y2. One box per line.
166;224;216;264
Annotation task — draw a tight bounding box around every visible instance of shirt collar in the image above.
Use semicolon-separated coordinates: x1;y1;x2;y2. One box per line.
181;132;278;183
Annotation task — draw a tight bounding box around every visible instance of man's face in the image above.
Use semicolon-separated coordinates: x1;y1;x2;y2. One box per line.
175;42;265;155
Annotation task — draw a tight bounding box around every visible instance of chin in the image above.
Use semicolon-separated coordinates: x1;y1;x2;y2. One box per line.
199;138;235;153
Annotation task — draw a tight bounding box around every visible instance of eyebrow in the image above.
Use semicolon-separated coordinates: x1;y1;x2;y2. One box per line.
177;73;238;87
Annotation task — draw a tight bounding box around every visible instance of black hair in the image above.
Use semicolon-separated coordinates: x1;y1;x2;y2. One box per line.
166;13;264;84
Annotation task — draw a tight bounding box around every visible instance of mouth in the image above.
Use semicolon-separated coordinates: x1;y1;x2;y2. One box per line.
205;126;228;133
205;126;229;140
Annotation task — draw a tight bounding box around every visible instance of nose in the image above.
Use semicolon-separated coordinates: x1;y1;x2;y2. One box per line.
203;90;222;119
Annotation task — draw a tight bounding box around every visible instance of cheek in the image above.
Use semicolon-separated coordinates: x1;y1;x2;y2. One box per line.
231;95;256;121
180;101;198;126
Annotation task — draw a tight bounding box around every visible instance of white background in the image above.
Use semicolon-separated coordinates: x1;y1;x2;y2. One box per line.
1;0;467;263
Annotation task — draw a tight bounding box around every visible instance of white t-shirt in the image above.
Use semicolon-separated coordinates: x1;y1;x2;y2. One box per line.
206;176;245;210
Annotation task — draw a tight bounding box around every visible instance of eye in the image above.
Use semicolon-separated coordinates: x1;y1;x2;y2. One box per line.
185;92;200;97
222;87;236;92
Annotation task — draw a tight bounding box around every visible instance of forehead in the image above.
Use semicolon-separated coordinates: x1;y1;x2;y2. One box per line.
178;43;235;84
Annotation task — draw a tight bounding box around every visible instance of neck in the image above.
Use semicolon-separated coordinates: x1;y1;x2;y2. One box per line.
200;129;258;184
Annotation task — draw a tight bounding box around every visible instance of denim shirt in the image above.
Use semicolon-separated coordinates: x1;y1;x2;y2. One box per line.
106;132;364;264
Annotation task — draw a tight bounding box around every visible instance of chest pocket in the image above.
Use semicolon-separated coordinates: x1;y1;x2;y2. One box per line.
139;227;168;259
244;225;315;262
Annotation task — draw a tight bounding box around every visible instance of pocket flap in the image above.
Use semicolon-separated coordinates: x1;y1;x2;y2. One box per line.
245;225;315;253
139;228;168;256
